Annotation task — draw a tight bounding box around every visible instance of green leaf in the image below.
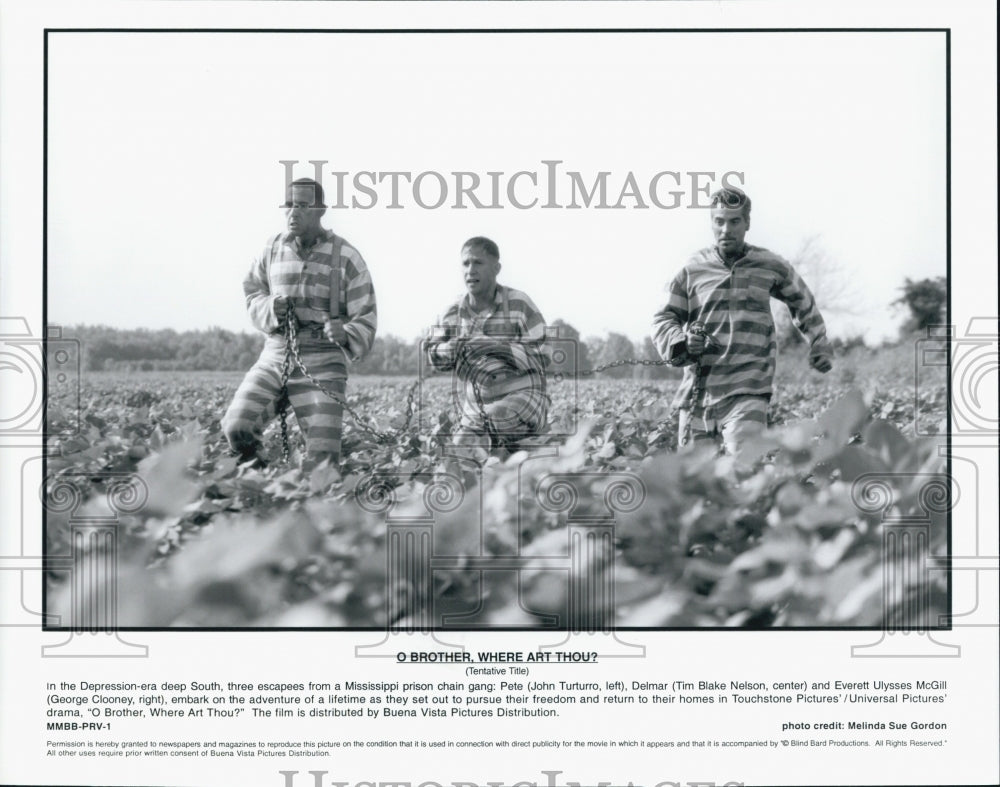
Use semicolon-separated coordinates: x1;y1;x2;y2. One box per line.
814;445;889;483
863;419;913;470
136;437;203;517
309;461;342;494
813;389;869;459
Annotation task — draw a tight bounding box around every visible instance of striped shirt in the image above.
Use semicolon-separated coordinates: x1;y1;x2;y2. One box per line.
427;285;549;419
651;244;832;408
243;229;377;363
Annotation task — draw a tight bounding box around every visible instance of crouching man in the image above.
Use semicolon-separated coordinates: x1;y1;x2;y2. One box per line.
425;237;549;466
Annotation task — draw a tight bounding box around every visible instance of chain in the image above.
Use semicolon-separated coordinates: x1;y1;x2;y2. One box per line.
566;325;715;447
456;342;500;448
576;357;673;376
277;334;294;463
277;306;425;459
560;355;704;446
275;303;716;459
680;322;715;446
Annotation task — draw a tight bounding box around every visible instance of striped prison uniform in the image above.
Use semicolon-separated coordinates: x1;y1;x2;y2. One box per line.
651;244;831;450
426;285;549;450
222;229;377;463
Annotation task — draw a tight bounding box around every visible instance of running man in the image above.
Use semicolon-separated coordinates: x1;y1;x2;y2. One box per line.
222;177;377;466
652;186;833;455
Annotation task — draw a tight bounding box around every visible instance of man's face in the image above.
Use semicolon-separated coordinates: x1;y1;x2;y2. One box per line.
462;245;500;300
711;206;750;257
285;185;325;239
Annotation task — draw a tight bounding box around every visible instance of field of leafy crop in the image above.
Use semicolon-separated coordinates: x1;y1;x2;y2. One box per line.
44;344;950;629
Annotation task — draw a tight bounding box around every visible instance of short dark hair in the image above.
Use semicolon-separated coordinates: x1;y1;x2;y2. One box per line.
285;178;326;208
709;186;751;217
462;236;500;261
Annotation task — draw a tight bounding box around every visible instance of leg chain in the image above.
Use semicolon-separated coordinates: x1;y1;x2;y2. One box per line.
282;306;423;447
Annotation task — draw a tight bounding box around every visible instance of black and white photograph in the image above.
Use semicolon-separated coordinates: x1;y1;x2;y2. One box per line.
1;2;997;787
40;27;953;631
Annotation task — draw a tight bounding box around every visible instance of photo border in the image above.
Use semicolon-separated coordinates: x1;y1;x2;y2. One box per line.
41;25;954;634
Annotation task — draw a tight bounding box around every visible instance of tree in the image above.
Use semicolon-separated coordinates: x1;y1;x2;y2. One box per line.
772;235;865;350
583;336;605;373
353;335;420;375
548;319;590;375
639;336;677;380
66;325;264;372
593;332;638;379
894;276;947;335
381;335;420;374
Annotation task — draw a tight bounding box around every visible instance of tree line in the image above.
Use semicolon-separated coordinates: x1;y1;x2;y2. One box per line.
59;321;680;379
56;277;945;376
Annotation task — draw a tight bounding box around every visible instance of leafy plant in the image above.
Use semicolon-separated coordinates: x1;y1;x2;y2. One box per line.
45;348;948;629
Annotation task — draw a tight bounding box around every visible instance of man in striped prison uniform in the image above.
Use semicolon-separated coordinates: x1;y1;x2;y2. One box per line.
222;178;377;466
651;186;833;455
426;237;549;461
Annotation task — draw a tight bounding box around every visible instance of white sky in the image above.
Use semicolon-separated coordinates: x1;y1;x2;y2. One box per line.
47;31;947;343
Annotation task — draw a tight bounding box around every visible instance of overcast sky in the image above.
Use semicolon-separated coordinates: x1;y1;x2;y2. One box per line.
46;30;946;343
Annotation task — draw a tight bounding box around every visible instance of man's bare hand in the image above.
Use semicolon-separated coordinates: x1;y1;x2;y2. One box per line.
323;318;347;345
458;335;505;357
273;295;290;320
685;329;707;356
810;353;833;373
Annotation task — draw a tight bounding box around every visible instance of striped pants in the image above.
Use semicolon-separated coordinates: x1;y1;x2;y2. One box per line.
222;334;347;463
678;394;768;455
447;384;549;462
